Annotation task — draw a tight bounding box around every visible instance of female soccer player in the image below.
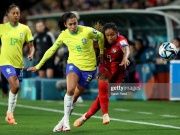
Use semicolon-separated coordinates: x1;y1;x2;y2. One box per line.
73;22;130;127
27;12;104;132
0;4;35;124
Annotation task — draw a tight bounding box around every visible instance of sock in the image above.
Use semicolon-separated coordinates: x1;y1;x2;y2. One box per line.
12;93;18;112
85;96;100;119
98;81;109;115
7;91;16;113
70;102;76;114
64;94;73;120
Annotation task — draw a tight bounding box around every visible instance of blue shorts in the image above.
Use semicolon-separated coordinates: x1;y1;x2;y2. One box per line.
66;63;96;88
0;65;23;82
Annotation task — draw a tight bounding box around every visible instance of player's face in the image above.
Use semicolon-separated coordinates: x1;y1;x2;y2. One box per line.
104;28;118;44
8;7;20;23
65;18;78;34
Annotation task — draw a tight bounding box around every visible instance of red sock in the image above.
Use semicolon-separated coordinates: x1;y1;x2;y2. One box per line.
99;81;109;115
85;96;100;119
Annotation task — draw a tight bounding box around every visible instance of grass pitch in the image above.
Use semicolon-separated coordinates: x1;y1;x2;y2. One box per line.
0;97;180;135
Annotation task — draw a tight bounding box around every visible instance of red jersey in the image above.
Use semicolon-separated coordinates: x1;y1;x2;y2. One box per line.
100;35;129;83
104;35;128;66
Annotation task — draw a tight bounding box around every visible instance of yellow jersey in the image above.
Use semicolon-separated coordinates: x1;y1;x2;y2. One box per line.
36;25;104;71
0;22;34;68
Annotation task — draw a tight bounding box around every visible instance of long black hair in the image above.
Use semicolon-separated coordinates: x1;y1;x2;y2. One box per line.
102;22;118;35
6;3;20;14
58;12;77;31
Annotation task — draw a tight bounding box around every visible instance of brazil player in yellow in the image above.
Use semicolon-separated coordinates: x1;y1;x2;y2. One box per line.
27;12;104;132
0;4;35;124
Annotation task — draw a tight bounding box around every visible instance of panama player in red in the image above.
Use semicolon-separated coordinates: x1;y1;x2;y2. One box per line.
74;22;130;127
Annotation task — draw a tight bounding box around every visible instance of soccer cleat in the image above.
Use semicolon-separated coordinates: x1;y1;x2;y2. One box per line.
53;118;64;132
74;113;87;127
5;112;17;124
103;114;110;125
63;120;71;132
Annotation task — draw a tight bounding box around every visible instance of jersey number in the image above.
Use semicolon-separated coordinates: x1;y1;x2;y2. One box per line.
107;55;112;62
86;75;92;82
76;45;82;52
10;38;18;46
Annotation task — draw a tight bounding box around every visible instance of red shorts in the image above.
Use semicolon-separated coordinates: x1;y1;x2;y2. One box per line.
99;64;125;83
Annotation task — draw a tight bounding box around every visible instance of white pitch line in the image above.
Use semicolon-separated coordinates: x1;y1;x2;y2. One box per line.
114;108;130;112
0;102;180;130
161;114;178;118
137;112;153;115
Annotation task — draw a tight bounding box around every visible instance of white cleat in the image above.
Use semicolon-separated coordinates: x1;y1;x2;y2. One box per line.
63;120;71;132
53;118;64;132
103;114;110;125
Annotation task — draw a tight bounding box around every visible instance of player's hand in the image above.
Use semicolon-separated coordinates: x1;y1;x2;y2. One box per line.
27;66;37;72
119;58;130;69
99;54;104;64
28;55;33;61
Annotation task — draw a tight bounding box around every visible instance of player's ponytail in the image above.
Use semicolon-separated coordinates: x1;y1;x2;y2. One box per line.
93;22;103;32
58;12;77;31
6;3;20;14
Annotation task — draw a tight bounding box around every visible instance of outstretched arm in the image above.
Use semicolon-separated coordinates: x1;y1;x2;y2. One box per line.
27;44;60;72
120;46;130;69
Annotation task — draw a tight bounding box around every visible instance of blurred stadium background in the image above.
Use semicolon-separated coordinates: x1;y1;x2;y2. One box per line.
0;0;180;101
1;0;180;134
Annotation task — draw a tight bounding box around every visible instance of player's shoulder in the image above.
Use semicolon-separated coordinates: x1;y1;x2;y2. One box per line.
18;23;30;29
0;22;8;28
118;35;127;40
117;35;129;46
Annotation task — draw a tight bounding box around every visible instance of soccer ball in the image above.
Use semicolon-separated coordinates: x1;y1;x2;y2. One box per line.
159;42;177;60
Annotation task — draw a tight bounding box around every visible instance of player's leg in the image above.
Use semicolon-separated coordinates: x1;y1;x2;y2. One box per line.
98;73;110;124
53;64;79;132
70;84;85;114
1;73;8;98
0;66;22;124
74;96;100;127
74;65;111;127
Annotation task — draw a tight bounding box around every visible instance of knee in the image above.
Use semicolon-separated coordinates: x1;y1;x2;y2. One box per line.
67;87;75;96
98;81;108;95
98;73;109;82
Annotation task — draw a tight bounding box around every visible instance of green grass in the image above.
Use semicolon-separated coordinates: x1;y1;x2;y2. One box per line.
0;97;180;135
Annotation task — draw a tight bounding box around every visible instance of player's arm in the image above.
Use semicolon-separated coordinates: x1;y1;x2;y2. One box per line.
27;33;64;72
27;41;35;61
120;45;130;69
89;28;104;63
36;44;60;70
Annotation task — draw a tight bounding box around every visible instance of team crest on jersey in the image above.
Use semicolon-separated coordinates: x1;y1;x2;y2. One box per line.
20;33;23;38
82;38;86;45
112;49;117;53
6;68;12;74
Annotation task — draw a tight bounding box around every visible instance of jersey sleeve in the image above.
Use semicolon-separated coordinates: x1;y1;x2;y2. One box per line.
119;36;129;48
0;24;3;38
54;31;64;46
25;26;34;42
35;43;60;70
35;32;64;69
87;27;104;54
